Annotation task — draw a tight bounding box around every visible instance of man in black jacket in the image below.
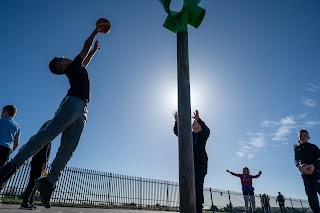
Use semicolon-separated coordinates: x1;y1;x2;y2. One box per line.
173;110;210;213
294;129;320;213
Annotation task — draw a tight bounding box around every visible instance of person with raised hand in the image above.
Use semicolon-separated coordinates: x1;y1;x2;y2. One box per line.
173;110;210;213
227;167;262;213
0;23;106;208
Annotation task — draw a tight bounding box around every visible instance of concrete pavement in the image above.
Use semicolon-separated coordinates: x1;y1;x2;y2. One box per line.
0;204;176;213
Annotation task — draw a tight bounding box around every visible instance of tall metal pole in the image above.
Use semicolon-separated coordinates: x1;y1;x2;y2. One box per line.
159;1;206;212
177;30;196;212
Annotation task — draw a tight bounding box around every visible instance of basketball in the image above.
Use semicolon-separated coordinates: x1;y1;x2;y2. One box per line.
96;18;111;34
306;164;315;174
300;164;315;175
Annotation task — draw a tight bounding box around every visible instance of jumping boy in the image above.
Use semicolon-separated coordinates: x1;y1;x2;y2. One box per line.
294;129;320;213
0;105;20;167
173;110;210;213
0;24;104;208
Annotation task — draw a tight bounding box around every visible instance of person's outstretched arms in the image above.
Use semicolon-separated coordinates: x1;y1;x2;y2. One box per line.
83;40;100;68
80;28;99;62
173;111;178;137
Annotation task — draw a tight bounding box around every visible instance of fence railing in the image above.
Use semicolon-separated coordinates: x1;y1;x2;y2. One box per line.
1;163;310;212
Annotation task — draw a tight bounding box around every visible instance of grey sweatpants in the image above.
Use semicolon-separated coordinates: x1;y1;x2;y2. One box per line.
12;96;88;184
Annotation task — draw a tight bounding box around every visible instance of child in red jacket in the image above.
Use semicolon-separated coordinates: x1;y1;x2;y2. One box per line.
227;167;262;213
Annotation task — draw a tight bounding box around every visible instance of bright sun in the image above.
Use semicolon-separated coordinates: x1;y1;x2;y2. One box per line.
151;64;213;118
162;81;205;113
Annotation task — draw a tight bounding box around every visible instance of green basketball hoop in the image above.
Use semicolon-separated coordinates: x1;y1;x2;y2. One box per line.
159;0;206;33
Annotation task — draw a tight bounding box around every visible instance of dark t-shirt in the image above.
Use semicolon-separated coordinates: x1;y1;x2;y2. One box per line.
277;195;285;204
65;55;90;103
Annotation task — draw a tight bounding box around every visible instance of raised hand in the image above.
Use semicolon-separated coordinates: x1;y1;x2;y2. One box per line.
173;111;178;121
193;110;200;120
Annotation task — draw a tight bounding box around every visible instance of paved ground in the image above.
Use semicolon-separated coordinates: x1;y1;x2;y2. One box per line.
0;204;176;213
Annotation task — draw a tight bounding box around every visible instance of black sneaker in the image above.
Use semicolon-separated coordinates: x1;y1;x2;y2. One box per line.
20;203;33;210
34;177;54;208
29;203;37;209
0;163;17;190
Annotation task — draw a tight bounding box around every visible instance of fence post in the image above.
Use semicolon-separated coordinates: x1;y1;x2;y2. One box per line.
290;198;293;213
259;194;263;213
107;173;110;205
228;190;233;213
210;188;214;212
300;199;304;213
140;177;142;208
166;183;169;209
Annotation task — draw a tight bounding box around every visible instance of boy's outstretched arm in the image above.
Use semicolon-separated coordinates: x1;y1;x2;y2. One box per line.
83;40;100;68
80;28;99;61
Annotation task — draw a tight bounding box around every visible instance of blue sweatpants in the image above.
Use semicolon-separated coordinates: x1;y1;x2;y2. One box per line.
11;96;88;184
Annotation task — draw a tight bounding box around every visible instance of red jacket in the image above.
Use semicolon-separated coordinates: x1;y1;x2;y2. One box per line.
230;172;261;187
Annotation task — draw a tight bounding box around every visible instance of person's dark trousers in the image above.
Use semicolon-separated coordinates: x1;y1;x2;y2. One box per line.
303;173;320;213
0;145;12;167
195;162;207;213
22;161;43;204
279;204;286;213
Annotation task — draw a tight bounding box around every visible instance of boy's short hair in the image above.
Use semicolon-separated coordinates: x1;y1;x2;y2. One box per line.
49;57;60;75
3;105;17;117
298;129;309;135
298;129;310;141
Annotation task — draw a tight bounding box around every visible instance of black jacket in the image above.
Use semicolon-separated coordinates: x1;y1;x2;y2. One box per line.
294;142;320;168
174;119;210;165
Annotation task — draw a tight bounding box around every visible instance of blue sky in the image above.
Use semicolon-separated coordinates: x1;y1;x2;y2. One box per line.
1;0;320;200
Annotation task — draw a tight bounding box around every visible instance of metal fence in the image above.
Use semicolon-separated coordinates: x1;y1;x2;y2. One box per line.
1;163;311;212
